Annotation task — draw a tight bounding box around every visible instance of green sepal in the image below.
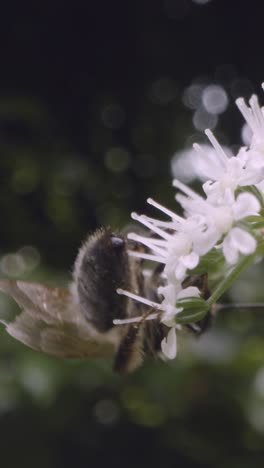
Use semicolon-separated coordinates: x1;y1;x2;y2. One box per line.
242;215;264;229
190;248;224;275
175;297;208;324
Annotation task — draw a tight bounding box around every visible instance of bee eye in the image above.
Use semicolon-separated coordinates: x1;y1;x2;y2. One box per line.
110;236;124;249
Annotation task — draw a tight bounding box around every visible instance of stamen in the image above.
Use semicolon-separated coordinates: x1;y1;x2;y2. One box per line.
175;193;203;211
249;94;264;132
236;98;253;129
128;250;166;263
128;233;167;256
128;233;167;246
131;212;172;240
141;216;176;229
204;129;229;165
113;313;159;325
116;288;163;310
147;198;183;223
173;179;201;200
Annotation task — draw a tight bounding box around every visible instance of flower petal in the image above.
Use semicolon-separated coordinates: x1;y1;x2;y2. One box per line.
161;327;177;359
229;227;257;255
181;252;199;269
177;286;200;300
233;192;260;220
222;234;239;264
223;227;257;264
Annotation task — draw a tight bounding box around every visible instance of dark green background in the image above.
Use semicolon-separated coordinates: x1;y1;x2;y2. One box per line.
1;1;264;467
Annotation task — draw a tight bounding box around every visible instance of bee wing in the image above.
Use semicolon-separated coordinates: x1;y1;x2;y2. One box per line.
0;280;117;358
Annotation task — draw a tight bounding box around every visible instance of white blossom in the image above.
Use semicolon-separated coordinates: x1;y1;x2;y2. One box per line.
236;93;264;152
116;84;264;361
175;182;260;264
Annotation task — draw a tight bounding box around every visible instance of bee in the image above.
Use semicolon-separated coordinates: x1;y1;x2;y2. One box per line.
0;229;166;373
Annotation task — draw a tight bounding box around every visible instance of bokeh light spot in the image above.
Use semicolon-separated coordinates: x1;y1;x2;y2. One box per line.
192;0;212;4
0;246;40;277
182;83;204;110
18;246;41;272
104;147;131;173
18;362;56;404
202;84;229;115
0;254;26;277
193;107;218;131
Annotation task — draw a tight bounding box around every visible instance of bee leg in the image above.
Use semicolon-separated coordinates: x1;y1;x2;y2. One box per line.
113;308;165;373
113;323;144;374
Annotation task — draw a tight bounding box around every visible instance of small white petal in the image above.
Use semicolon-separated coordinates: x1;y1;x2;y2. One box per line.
175;262;188;281
223;227;257;264
222;234;239;264
177;286;200;300
229;227;257;255
158;284;179;305
181;251;199;270
232;192;260;220
161;327;177;359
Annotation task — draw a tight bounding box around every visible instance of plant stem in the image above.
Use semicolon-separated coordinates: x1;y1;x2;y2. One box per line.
213;303;264;313
206;253;255;309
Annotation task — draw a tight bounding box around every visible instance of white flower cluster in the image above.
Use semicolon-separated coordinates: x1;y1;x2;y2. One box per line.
116;86;264;360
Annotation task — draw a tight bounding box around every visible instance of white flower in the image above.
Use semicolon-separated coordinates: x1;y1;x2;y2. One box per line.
235;94;264;185
171;144;233;183
195;127;264;201
175;180;260;264
115;281;200;361
236;93;264;152
158;283;200;324
115;84;264;363
221;192;259;263
127;199;204;282
194;130;247;203
164;232;199;282
158;283;200;360
237;147;264;185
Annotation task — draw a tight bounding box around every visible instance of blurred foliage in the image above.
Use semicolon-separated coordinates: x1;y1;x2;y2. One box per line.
1;1;264;468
